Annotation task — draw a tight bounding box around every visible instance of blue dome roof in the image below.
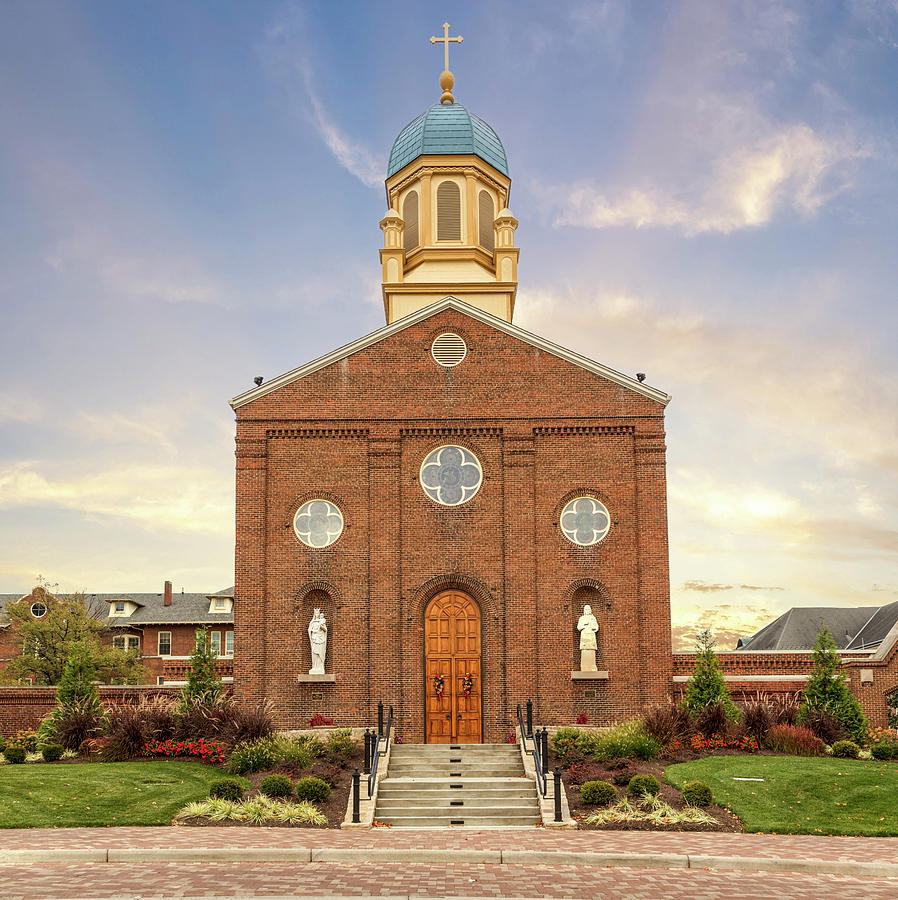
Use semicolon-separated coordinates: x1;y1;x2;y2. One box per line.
387;103;509;178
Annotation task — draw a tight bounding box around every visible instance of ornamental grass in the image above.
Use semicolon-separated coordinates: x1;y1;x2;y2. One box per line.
177;796;327;826
583;795;717;828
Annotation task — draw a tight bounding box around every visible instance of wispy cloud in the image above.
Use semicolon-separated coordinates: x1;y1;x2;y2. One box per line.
259;8;383;188
682;581;734;593
0;392;43;424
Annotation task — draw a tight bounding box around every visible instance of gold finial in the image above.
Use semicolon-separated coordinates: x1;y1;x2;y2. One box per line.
430;22;463;104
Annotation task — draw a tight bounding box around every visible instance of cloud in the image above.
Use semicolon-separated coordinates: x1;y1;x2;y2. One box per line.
681;581;734;593
671;625;749;653
0;392;43;425
259;10;383;188
0;462;233;535
740;584;785;592
552;124;867;235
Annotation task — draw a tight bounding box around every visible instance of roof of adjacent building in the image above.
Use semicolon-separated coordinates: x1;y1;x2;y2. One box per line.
387;102;509;177
735;604;895;651
0;589;234;628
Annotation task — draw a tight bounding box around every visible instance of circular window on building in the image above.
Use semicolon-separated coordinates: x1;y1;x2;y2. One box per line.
560;497;611;546
420;445;482;506
30;602;47;618
431;333;467;367
294;499;344;548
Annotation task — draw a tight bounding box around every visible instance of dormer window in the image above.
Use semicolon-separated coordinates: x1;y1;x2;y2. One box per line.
109;599;137;617
208;596;233;614
114;602;125;613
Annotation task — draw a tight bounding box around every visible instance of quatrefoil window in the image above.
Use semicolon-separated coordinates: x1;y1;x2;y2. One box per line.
294;499;344;548
560;497;611;546
420;445;483;506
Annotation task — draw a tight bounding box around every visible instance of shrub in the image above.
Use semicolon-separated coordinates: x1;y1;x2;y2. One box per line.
317;763;345;788
580;780;617;805
326;728;355;757
765;724;824;757
642;703;692;747
226;739;278;775
681;781;713;807
551;727;582;759
41;744;64;762
209;778;245;801
179;626;224;711
295;776;331;802
260;773;294;798
4;746;26;763
800;627;868;743
694;701;734;740
47;695;106;751
0;736;6;753
871;742;897;760
612;766;637;786
579;720;661;761
683;630;740;720
800;709;846;746
15;730;38;752
576;712;589;725
565;761;606;785
174;698;275;746
739;699;772;746
627;774;661;797
831;740;860;759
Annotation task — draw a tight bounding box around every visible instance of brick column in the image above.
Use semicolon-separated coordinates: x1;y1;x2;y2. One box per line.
233;422;268;706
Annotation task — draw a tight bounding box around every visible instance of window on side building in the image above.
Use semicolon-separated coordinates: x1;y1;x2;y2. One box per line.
158;632;172;656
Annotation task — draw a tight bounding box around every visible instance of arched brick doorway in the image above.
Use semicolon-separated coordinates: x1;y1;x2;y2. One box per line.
424;590;482;743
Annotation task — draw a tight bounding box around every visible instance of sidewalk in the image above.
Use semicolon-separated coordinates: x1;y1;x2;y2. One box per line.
3;826;898;879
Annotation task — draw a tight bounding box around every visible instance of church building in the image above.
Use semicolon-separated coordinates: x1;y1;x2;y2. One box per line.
230;36;673;743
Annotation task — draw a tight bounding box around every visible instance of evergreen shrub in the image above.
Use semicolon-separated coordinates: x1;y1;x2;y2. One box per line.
3;746;26;764
870;742;897;761
681;781;713;807
831;740;860;759
41;744;64;762
683;630;740;720
580;780;617;805
209;778;245;801
260;773;294;798
627;774;661;797
295;776;331;803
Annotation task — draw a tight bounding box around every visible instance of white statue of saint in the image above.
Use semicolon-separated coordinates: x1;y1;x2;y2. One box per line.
308;608;328;675
577;604;599;672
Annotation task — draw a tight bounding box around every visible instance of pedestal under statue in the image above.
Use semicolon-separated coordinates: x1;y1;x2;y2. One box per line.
308;608;328;675
577;604;599;672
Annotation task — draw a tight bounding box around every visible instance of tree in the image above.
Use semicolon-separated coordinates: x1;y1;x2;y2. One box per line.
41;641;106;749
180;625;224;709
799;626;868;743
683;629;740;719
0;586;146;685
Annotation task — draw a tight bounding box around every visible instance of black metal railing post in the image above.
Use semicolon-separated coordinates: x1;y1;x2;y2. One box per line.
541;727;549;775
553;767;563;822
352;768;360;823
363;729;372;774
526;699;533;738
378;701;384;738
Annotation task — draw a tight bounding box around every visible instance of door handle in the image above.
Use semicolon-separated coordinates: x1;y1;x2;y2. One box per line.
446;713;451;719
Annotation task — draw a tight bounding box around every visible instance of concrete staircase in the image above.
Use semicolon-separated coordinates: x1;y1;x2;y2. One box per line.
374;743;540;827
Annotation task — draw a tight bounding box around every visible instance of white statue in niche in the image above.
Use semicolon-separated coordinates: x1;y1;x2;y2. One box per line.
308;608;328;675
577;604;599;672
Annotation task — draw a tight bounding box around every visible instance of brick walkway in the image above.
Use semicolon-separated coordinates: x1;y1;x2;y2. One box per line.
3;828;898;899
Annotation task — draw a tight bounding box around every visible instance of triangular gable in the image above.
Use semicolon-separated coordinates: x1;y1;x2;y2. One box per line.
230;297;671;410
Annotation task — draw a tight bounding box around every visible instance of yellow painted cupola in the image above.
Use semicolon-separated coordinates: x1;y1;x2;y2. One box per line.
379;23;519;324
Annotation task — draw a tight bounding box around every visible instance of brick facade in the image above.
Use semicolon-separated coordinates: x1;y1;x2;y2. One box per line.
232;305;673;741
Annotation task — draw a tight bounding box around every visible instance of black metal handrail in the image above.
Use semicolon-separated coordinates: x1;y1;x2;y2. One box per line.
367;703;393;797
516;702;546;796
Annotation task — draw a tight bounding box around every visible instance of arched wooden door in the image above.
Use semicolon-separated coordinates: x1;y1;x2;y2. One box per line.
425;591;482;743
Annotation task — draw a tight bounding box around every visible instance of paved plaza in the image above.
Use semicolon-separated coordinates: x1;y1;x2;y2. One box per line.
3;827;898;899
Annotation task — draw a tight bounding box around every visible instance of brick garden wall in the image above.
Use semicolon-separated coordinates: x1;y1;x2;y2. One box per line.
234;308;673;740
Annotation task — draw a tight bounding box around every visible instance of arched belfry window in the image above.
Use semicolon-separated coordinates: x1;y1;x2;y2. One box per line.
478;190;495;252
403;191;419;252
436;181;461;241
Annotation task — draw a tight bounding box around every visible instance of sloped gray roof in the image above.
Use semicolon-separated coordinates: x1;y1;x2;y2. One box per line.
845;599;898;650
0;590;233;627
736;606;878;651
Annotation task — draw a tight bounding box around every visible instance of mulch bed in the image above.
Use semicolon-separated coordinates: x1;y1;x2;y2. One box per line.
549;748;743;832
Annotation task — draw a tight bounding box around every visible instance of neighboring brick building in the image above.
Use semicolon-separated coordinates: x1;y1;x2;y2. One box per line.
0;583;235;685
229;76;673;742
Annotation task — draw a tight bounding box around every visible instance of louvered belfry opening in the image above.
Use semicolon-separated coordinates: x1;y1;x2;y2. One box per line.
478;190;495;252
403;191;419;251
436;181;461;241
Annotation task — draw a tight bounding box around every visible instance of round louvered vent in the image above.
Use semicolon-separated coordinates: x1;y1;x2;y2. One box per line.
431;333;467;367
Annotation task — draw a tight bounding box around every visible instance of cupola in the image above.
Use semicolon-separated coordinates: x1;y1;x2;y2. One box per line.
379;24;519;325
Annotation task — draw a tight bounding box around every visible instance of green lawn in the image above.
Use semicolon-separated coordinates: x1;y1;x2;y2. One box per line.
0;761;244;828
666;755;898;836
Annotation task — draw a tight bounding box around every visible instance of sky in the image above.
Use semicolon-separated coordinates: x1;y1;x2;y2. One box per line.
1;1;896;651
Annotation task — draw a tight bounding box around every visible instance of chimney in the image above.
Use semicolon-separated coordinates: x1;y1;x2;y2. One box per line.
164;580;172;607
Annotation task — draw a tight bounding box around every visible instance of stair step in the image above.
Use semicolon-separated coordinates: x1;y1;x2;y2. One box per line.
376;797;538;810
375;813;540;827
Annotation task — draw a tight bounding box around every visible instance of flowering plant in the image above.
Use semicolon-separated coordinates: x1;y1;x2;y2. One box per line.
461;672;474;698
309;714;334;728
143;738;226;766
432;674;445;699
867;726;898;746
576;712;589;725
394;734;404;744
689;732;758;754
